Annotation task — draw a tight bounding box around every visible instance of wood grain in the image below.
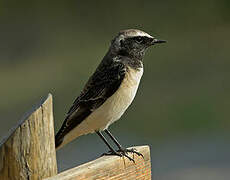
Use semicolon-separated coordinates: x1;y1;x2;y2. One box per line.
46;145;151;180
0;94;57;180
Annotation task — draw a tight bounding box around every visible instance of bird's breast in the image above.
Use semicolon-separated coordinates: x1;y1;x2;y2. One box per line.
113;66;144;115
85;66;144;130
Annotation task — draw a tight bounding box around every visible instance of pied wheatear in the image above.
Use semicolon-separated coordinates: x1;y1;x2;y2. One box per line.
55;29;166;161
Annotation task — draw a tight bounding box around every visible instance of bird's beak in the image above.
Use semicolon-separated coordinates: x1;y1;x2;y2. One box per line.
151;38;167;45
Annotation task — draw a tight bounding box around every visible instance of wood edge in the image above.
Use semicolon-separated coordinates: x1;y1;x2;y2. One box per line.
0;93;53;147
45;145;150;180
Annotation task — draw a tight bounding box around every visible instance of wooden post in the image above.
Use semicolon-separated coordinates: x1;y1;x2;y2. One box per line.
45;145;151;180
0;93;152;179
0;94;57;180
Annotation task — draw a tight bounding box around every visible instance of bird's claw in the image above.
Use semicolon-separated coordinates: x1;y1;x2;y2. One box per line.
101;147;144;163
118;148;144;159
101;150;135;163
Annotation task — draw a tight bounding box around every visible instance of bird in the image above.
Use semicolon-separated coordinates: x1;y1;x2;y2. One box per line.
55;29;166;161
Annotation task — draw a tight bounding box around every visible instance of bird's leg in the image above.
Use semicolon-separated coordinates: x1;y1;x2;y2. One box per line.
96;131;135;162
104;129;122;149
104;129;144;158
96;131;118;155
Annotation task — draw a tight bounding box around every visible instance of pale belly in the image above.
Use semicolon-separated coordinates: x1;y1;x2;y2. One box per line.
62;67;143;146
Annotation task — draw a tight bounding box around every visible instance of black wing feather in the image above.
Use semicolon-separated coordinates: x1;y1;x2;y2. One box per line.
55;60;126;148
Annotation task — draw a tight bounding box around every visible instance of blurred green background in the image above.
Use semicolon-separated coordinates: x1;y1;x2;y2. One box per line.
1;0;230;179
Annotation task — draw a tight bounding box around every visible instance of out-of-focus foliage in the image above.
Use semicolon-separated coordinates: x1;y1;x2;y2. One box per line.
1;0;229;138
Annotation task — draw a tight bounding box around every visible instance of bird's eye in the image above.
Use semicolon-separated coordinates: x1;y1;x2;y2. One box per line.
135;37;143;43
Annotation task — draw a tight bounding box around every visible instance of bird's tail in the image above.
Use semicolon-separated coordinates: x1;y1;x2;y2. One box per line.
55;132;64;150
55;121;67;150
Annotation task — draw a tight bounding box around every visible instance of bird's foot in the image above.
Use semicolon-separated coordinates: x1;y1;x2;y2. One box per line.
102;150;135;163
118;148;144;159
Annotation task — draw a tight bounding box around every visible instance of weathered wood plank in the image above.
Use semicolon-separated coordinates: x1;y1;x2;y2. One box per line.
0;94;57;180
46;145;151;180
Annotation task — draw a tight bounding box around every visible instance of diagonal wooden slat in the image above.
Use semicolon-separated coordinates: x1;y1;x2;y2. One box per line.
46;146;151;180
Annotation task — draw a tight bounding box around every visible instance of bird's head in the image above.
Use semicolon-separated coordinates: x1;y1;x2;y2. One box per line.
110;29;166;60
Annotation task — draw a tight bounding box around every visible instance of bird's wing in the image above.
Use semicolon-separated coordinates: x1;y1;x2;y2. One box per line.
55;60;126;147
